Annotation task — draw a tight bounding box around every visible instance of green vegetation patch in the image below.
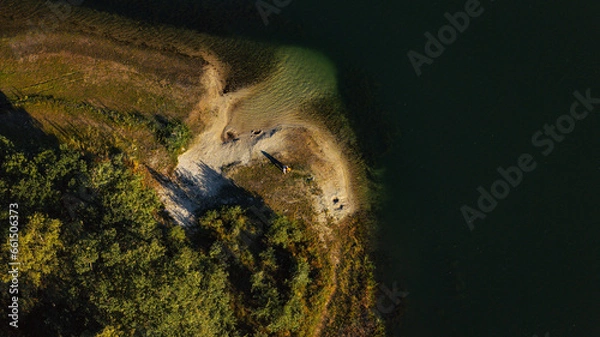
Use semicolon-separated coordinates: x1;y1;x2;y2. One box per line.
0;135;335;336
0;137;237;336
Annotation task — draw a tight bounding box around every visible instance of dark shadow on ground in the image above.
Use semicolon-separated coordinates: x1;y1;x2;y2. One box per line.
0;91;59;153
148;162;276;227
260;150;284;172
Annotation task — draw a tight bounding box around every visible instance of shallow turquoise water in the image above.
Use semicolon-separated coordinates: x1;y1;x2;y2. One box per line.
228;46;338;132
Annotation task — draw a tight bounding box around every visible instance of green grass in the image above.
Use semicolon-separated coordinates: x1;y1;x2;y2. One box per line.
5;95;190;172
0;29;201;172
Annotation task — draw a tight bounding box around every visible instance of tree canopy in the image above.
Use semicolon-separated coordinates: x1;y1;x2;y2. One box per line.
0;135;325;336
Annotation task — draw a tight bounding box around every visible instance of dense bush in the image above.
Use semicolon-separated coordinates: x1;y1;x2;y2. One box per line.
0;135;324;336
0;137;237;336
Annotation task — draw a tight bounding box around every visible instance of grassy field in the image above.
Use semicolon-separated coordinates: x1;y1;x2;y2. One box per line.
0;33;199;170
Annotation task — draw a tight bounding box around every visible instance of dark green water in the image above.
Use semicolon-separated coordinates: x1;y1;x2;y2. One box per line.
278;1;600;336
267;2;600;336
84;1;600;336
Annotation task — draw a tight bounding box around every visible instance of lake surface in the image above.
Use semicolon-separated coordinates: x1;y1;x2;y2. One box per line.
279;2;600;336
86;1;600;335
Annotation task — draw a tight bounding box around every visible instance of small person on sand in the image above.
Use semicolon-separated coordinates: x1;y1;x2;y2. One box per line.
282;165;291;174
